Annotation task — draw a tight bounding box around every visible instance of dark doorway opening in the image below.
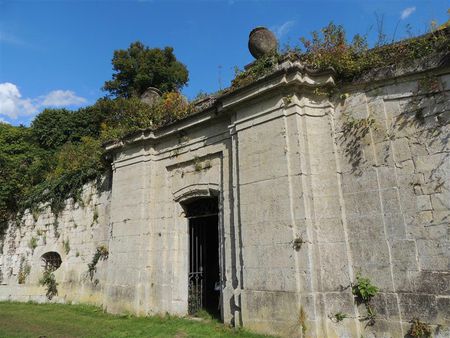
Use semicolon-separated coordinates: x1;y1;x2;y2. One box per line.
185;197;220;319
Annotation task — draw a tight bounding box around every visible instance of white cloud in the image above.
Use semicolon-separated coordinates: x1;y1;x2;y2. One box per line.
0;83;38;119
0;83;87;121
272;20;296;39
400;7;416;20
41;90;87;107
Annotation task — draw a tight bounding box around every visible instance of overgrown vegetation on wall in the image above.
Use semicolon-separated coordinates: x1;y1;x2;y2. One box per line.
0;43;193;239
87;245;109;280
231;22;449;90
298;22;449;81
0;21;448;241
39;269;58;300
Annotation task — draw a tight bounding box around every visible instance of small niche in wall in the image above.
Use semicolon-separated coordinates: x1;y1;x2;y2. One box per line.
41;252;62;272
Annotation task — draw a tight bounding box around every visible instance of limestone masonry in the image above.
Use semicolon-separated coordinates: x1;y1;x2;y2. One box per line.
0;40;449;337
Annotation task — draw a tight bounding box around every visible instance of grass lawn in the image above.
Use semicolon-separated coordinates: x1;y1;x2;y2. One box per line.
0;302;271;338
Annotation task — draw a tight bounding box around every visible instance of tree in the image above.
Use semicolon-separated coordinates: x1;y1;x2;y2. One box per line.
31;108;105;150
103;42;189;98
0;123;50;234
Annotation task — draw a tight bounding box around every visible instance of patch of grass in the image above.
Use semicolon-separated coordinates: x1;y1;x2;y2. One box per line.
0;302;270;338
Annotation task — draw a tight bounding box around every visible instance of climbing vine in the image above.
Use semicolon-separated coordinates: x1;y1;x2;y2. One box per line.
88;245;109;280
17;257;31;284
340;113;377;173
39;269;58;300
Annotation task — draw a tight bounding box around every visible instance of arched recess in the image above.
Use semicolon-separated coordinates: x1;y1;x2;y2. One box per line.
173;183;220;205
40;251;62;272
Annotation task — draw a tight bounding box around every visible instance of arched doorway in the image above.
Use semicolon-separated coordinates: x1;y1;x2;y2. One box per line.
183;196;220;319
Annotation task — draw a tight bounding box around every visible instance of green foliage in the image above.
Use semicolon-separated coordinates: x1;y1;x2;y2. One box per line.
0;94;193;237
298;306;307;335
97;93;193;142
23;136;106;216
352;273;379;302
408;319;432;338
300;22;370;80
28;237;38;251
352;273;379;326
103;42;189;98
0;302;268;338
87;245;109;280
39;270;58;300
63;239;70;255
30;108;103;150
299;22;449;81
334;312;347;322
0;123;50;235
92;207;99;225
365;305;376;326
0;44;193;240
18;257;31;284
231;53;281;89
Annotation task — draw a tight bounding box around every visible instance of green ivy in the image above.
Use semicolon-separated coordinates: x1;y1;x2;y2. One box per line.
39;270;58;300
87;245;109;280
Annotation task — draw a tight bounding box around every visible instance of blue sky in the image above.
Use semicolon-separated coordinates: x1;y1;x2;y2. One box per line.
1;0;448;126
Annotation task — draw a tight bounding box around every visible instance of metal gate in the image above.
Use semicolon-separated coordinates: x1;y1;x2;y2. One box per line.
186;197;219;316
188;221;205;315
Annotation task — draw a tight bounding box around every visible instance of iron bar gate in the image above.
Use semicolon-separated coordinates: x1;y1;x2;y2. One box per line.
186;197;219;316
188;220;204;315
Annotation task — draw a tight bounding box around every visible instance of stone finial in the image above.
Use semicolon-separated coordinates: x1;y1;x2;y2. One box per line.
248;27;278;59
140;87;162;107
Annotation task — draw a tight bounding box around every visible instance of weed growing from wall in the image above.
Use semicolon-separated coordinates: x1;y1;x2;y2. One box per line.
292;236;311;251
298;306;308;336
408;319;432;338
352;273;379;326
28;237;38;252
231;53;282;89
39;269;58;300
17;257;31;284
88;245;109;280
299;22;449;82
63;239;70;255
333;312;347;322
91;207;99;226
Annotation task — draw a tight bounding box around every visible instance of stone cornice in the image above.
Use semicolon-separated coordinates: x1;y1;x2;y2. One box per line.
104;62;335;153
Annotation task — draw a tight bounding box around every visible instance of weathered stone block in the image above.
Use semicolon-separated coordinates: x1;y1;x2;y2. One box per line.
399;293;437;321
413;271;450;296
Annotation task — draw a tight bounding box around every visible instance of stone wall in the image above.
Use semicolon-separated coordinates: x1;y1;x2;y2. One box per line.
0;57;448;337
0;180;111;305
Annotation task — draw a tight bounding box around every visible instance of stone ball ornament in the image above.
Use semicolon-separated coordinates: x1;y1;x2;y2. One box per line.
248;27;278;59
140;87;162;107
